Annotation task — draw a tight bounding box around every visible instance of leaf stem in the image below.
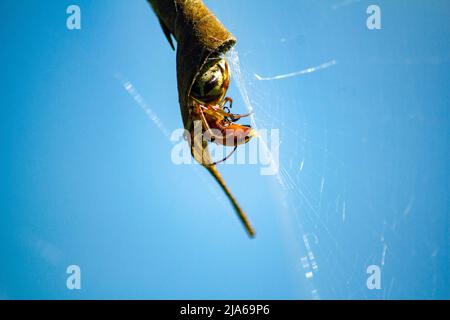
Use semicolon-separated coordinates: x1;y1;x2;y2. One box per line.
205;165;255;238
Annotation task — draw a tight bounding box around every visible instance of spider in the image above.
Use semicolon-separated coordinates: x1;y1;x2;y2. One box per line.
189;57;255;165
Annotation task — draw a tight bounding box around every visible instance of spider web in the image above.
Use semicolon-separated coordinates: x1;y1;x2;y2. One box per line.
228;48;333;300
116;18;388;301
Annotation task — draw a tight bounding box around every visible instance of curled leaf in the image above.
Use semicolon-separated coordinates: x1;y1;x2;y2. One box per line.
148;0;255;237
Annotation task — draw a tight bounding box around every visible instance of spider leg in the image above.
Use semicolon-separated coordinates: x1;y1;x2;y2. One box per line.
200;105;226;122
198;105;228;141
197;106;239;166
220;97;233;110
210;100;253;122
229;112;253;122
208;145;238;166
220;109;253;122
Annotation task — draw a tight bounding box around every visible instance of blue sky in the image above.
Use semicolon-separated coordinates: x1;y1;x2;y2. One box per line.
0;0;448;299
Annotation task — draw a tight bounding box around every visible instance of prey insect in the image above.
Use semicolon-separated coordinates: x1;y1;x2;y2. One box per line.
190;58;256;165
188;57;257;236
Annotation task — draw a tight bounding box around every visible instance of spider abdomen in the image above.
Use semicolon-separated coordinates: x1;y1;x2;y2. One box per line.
191;58;229;105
